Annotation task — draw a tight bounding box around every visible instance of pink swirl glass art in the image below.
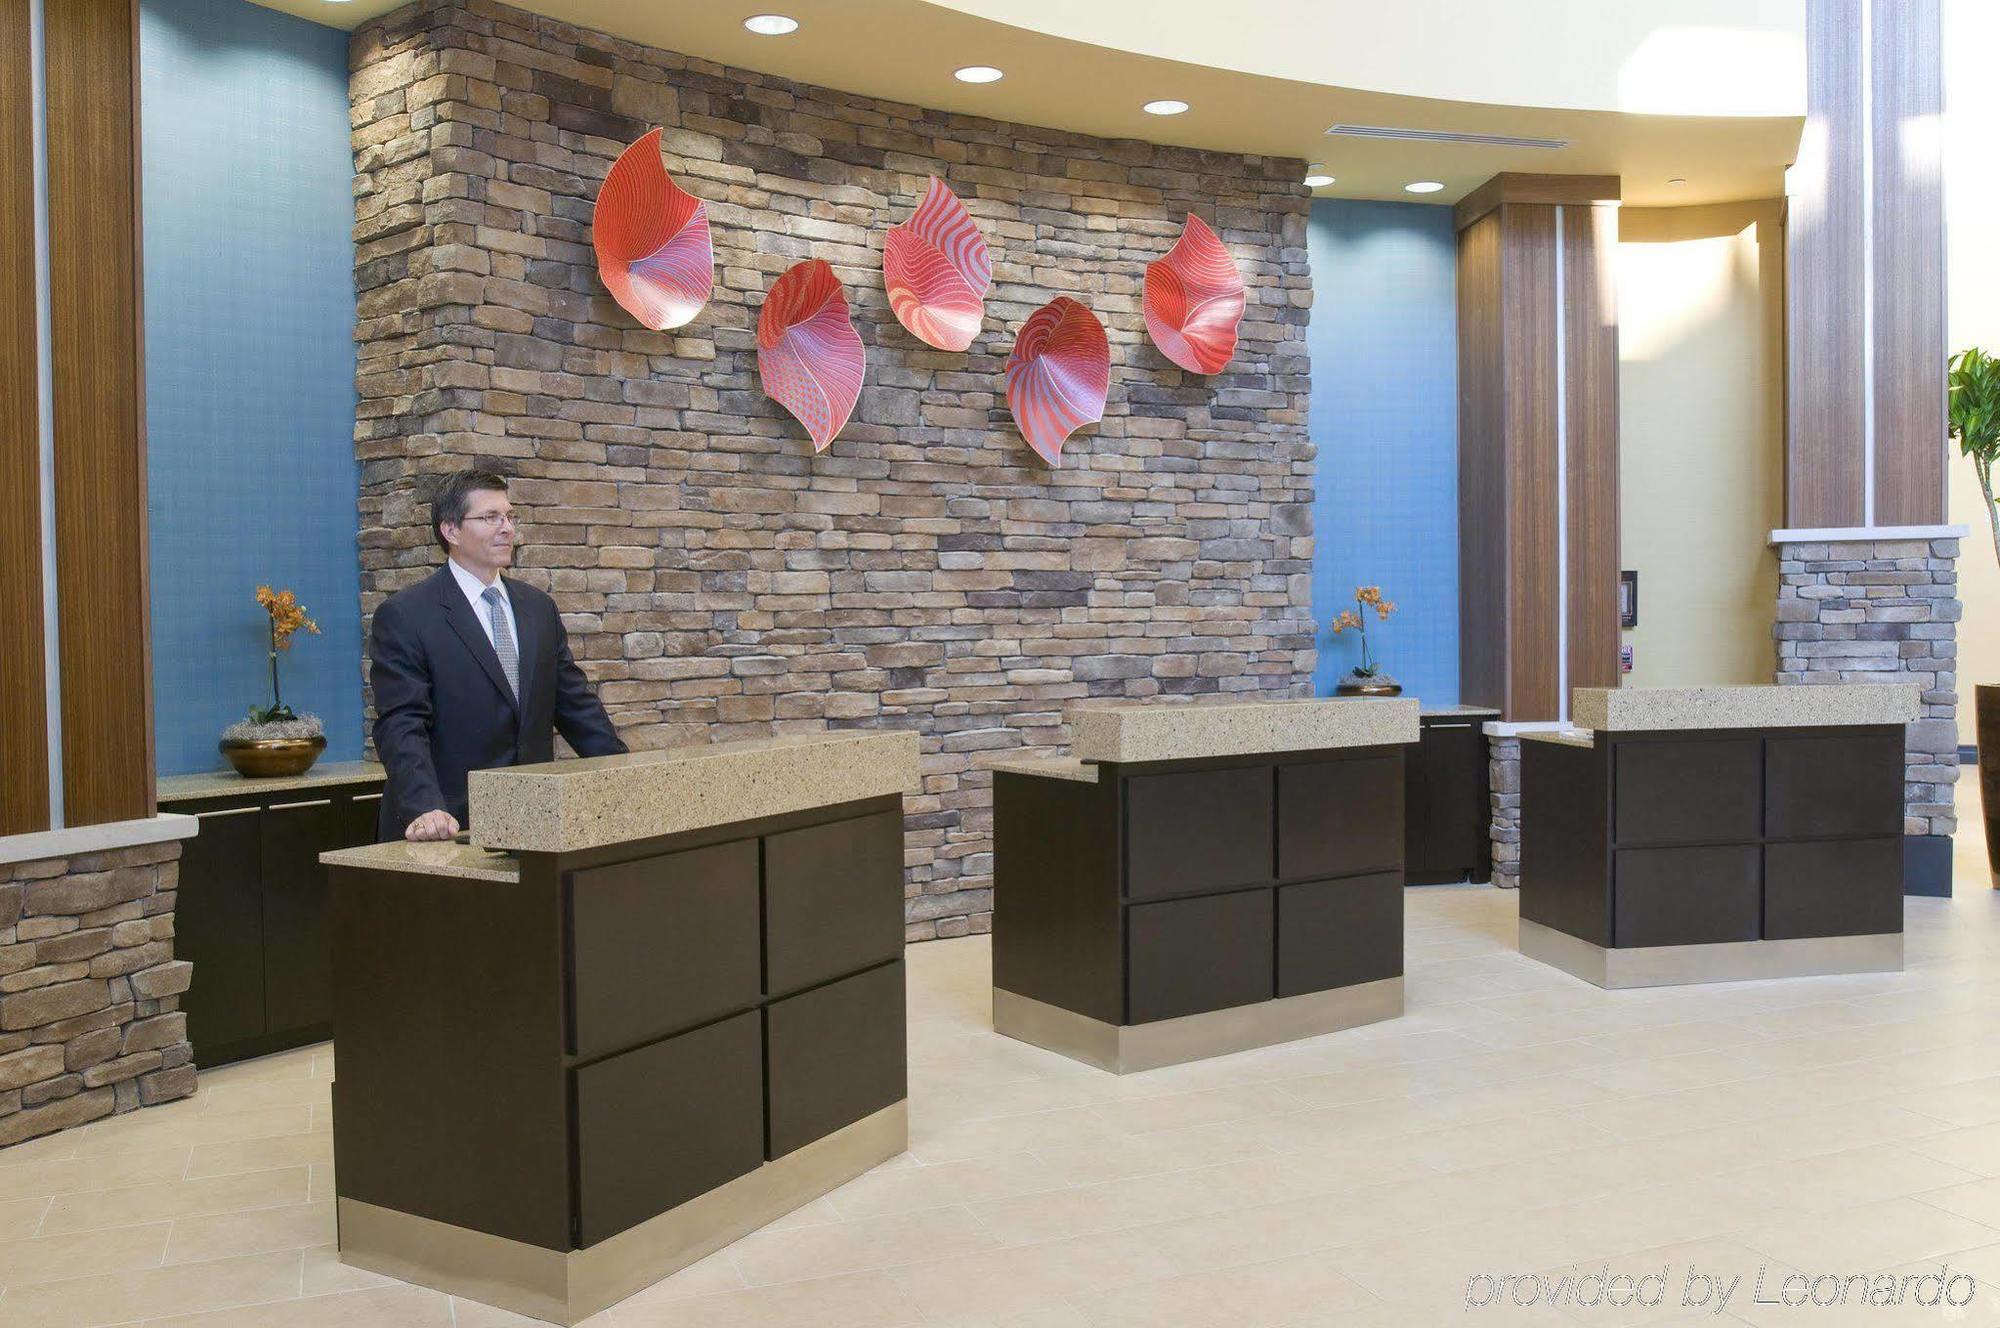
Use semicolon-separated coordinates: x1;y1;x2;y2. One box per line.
1005;296;1109;467
757;259;865;453
592;128;714;331
883;177;991;351
1143;213;1244;374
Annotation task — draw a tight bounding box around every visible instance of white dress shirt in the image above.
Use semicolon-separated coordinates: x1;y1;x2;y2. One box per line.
447;557;517;651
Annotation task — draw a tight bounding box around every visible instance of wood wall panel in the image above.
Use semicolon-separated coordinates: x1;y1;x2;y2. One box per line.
1456;213;1505;711
1453;173;1621;233
1502;203;1560;721
1786;0;1866;527
1563;203;1621;693
1870;0;1944;526
1456;177;1624;723
0;0;48;836
46;0;152;826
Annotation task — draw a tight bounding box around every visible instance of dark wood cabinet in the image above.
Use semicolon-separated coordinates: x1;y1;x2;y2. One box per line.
996;745;1407;1032
574;1012;764;1247
171;803;266;1051
1404;717;1491;884
161;773;383;1067
1611;845;1761;948
765;960;907;1159
568;840;761;1058
1278;756;1401;880
1277;871;1402;996
259;797;342;1033
330;793;908;1256
1613;736;1763;846
764;809;905;997
1127;891;1275;1023
1764;837;1903;939
1521;725;1905;954
1125;767;1273;899
1765;733;1904;839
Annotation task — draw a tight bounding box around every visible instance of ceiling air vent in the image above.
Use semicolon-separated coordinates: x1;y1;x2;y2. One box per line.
1324;124;1569;151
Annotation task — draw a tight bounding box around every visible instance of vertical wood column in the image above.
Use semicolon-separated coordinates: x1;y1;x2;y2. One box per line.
1564;203;1621;695
1455;174;1622;722
0;0;49;835
1785;0;1945;528
1869;0;1944;525
46;0;152;826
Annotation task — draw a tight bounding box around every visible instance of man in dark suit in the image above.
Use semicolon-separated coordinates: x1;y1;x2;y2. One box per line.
370;470;627;841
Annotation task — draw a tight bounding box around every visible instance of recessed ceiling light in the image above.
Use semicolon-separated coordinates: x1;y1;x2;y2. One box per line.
742;14;798;35
1142;99;1190;116
1404;180;1445;194
1304;174;1335;188
1668;176;1688;185
954;66;1003;84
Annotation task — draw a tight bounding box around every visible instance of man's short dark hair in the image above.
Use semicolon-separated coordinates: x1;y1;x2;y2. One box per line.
432;470;509;552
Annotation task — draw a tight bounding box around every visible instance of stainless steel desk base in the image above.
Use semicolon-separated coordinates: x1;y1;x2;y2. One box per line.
1518;919;1903;990
993;978;1404;1074
337;1100;907;1326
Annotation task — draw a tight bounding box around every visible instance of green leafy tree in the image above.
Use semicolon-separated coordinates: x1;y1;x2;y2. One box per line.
1952;347;2000;569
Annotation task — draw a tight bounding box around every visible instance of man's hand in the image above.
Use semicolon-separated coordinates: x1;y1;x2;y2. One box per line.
405;809;461;842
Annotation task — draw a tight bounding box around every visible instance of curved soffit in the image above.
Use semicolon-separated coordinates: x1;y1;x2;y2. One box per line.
251;0;1804;207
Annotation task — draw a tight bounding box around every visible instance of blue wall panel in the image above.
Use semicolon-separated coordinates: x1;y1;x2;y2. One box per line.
141;0;360;774
1306;200;1460;704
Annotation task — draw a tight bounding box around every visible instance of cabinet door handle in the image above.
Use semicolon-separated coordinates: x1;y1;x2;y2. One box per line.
351;792;383;804
1428;722;1475;730
194;805;259;820
267;798;332;812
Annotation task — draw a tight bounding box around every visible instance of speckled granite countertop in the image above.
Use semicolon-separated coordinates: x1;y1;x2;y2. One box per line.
158;760;385;803
989;757;1100;783
1071;697;1419;764
467;730;922;854
1572;684;1921;732
320;840;520;883
1520;729;1598;749
1420;705;1501;719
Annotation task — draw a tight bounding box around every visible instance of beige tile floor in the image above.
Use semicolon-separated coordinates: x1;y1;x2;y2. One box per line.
4;782;2000;1326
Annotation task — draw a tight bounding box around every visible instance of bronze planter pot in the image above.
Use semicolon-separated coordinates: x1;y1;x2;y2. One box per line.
219;735;327;779
1981;685;2000;889
1335;675;1403;697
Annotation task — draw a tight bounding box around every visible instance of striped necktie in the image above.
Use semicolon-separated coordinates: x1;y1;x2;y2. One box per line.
481;585;520;701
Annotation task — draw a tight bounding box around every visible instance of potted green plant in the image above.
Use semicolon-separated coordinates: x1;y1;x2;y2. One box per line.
218;585;326;777
1330;585;1401;696
1950;346;2000;887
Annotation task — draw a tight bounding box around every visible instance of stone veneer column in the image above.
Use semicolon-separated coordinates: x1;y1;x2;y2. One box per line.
1773;535;1962;887
0;842;196;1146
1487;736;1522;890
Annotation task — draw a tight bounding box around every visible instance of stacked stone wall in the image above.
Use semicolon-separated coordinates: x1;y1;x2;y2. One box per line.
0;842;196;1147
1774;536;1961;835
349;0;1317;937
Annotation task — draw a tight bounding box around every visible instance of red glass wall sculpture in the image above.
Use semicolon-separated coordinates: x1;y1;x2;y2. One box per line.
593;128;714;331
883;176;991;351
1005;296;1109;467
1143;213;1244;374
757;259;865;453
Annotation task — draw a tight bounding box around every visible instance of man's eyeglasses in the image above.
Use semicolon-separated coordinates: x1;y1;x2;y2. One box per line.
461;512;518;529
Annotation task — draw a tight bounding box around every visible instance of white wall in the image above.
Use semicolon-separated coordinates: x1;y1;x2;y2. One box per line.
1616;202;1787;688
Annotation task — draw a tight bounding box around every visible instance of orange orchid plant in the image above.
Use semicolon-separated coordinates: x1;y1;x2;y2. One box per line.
1330;584;1397;678
251;585;320;724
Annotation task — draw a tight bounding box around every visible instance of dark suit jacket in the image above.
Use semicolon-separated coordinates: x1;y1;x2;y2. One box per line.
370;565;626;840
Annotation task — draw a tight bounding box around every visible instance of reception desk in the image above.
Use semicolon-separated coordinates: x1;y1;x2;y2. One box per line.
1518;684;1920;988
320;732;919;1324
992;697;1418;1072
